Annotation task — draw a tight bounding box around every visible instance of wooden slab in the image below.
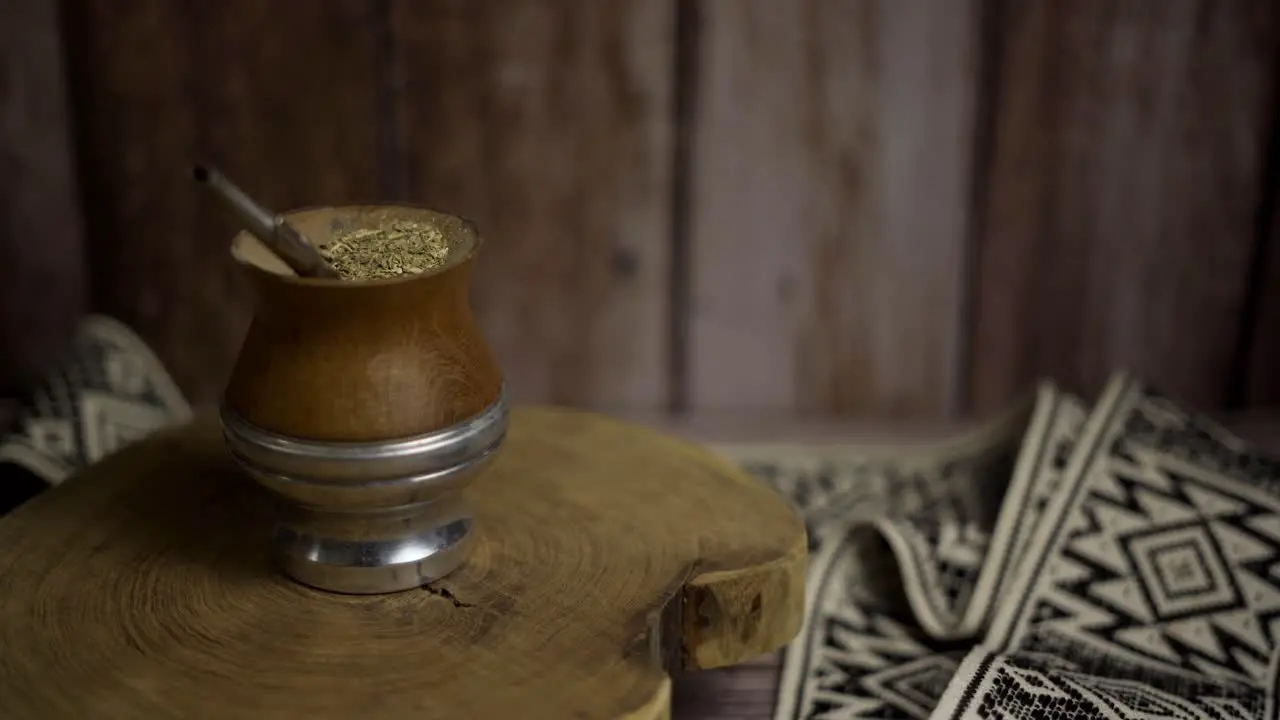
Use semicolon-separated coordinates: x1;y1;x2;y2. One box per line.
0;407;805;720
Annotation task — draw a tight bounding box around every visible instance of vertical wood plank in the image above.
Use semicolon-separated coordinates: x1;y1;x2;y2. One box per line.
0;0;87;399
62;0;383;404
390;0;675;411
1244;183;1280;408
685;0;979;418
968;1;1278;414
66;0;672;411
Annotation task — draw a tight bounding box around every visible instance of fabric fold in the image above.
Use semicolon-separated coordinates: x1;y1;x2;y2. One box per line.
0;315;189;514
716;385;1067;718
870;382;1087;641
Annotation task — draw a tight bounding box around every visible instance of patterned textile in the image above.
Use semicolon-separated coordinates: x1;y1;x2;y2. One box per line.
0;315;190;514
718;374;1280;720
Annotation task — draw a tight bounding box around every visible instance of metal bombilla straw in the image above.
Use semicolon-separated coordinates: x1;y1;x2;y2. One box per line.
192;165;341;280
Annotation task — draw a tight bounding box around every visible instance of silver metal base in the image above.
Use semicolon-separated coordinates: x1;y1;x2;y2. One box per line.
272;506;474;595
220;389;507;594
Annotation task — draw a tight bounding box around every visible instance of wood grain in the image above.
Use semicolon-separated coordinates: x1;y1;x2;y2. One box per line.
967;0;1278;415
61;0;383;405
225;206;502;441
0;407;806;719
0;0;86;400
389;0;674;412
685;0;980;418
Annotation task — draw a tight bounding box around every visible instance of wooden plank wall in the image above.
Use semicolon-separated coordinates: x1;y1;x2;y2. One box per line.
59;0;674;411
685;0;978;418
60;0;385;404
6;0;1279;419
968;0;1278;414
387;1;674;411
0;0;86;423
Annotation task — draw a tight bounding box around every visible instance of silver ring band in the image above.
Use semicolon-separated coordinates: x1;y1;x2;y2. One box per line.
220;386;508;482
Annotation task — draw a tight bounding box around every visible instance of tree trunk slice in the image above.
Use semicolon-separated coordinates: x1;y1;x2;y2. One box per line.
0;406;806;719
